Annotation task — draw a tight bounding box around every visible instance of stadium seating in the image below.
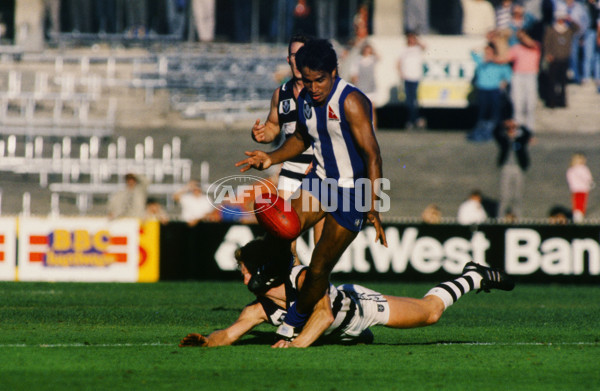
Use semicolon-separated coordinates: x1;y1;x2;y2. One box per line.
0;133;203;214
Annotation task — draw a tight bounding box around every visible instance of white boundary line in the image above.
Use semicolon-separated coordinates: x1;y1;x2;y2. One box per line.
0;342;173;348
0;342;597;348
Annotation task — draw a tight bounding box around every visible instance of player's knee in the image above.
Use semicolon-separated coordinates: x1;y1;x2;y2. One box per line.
425;309;443;326
426;303;445;325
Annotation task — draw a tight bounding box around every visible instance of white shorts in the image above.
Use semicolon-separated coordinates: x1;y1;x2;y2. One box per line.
336;283;390;337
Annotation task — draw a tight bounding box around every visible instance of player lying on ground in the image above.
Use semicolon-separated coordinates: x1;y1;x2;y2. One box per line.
179;237;515;348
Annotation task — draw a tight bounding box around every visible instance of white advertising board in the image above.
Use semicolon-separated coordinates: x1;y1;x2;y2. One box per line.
18;217;139;282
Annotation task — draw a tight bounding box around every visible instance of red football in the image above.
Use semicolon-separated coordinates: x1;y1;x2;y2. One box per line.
254;193;301;240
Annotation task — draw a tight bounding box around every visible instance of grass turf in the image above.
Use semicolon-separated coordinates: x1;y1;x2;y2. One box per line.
0;280;598;390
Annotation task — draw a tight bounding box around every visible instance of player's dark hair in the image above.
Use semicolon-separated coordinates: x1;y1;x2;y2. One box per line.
288;33;311;56
295;39;337;74
235;236;293;294
235;236;292;274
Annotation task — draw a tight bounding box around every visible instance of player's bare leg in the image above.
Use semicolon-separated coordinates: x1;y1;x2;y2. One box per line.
289;189;327;235
384;296;445;328
382;261;515;330
295;214;357;315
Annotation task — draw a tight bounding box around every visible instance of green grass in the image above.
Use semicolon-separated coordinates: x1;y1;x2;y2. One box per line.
0;281;599;390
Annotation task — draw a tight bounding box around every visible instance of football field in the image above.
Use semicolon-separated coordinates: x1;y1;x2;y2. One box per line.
1;280;598;390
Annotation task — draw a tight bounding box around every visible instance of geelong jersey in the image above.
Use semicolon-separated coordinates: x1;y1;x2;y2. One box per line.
297;77;372;188
277;79;314;182
254;266;364;342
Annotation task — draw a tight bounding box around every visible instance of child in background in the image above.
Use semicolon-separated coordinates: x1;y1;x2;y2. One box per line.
566;153;595;222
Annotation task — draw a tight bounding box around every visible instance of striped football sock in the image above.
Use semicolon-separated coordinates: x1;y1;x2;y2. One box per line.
424;271;483;309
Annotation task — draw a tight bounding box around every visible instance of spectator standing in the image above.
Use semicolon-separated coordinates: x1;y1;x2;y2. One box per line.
43;0;61;38
404;0;430;35
467;42;513;142
353;3;369;44
233;0;252;42
457;189;488;225
494;119;532;219
494;0;515;53
566;152;594;222
270;0;296;43
397;32;426;130
107;173;148;220
166;0;187;39
68;0;93;33
351;42;380;128
505;29;542;131
95;0;116;34
542;5;580;107
192;0;215;42
524;0;545;36
581;0;600;85
496;0;515;31
506;4;538;46
173;180;213;226
564;0;590;84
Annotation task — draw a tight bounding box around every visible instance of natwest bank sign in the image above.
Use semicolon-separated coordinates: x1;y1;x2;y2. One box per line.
207;223;600;283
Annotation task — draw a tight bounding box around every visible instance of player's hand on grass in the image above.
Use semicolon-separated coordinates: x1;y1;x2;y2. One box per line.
271;339;293;348
179;333;209;347
235;151;272;172
367;210;387;247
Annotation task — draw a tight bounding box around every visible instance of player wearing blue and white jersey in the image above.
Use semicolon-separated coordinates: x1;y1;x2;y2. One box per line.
237;39;388;343
296;77;369;188
179;237;515;348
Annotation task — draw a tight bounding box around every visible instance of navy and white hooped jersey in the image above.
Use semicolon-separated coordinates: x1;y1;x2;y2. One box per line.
277;79;314;182
297;77;372;188
254;265;370;342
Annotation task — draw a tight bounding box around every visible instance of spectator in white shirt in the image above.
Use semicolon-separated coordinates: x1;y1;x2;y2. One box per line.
173;180;214;226
457;189;488;225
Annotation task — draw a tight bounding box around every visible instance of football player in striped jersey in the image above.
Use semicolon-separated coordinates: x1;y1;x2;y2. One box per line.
236;39;387;342
179;238;514;348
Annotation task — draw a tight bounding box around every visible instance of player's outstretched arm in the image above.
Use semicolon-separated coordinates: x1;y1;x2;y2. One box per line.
252;88;281;143
180;303;267;347
345;91;387;247
236;128;308;172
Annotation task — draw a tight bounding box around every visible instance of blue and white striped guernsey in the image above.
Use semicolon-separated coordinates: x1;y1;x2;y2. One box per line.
297;77;372;188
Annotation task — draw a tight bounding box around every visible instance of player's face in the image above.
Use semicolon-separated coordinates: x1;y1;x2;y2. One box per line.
288;41;305;80
301;67;337;105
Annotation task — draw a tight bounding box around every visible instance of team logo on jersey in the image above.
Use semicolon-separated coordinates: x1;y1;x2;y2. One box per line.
281;99;291;114
328;105;340;121
303;101;312;119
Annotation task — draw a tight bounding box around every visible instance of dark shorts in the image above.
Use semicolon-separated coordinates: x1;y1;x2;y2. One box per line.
300;171;365;233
